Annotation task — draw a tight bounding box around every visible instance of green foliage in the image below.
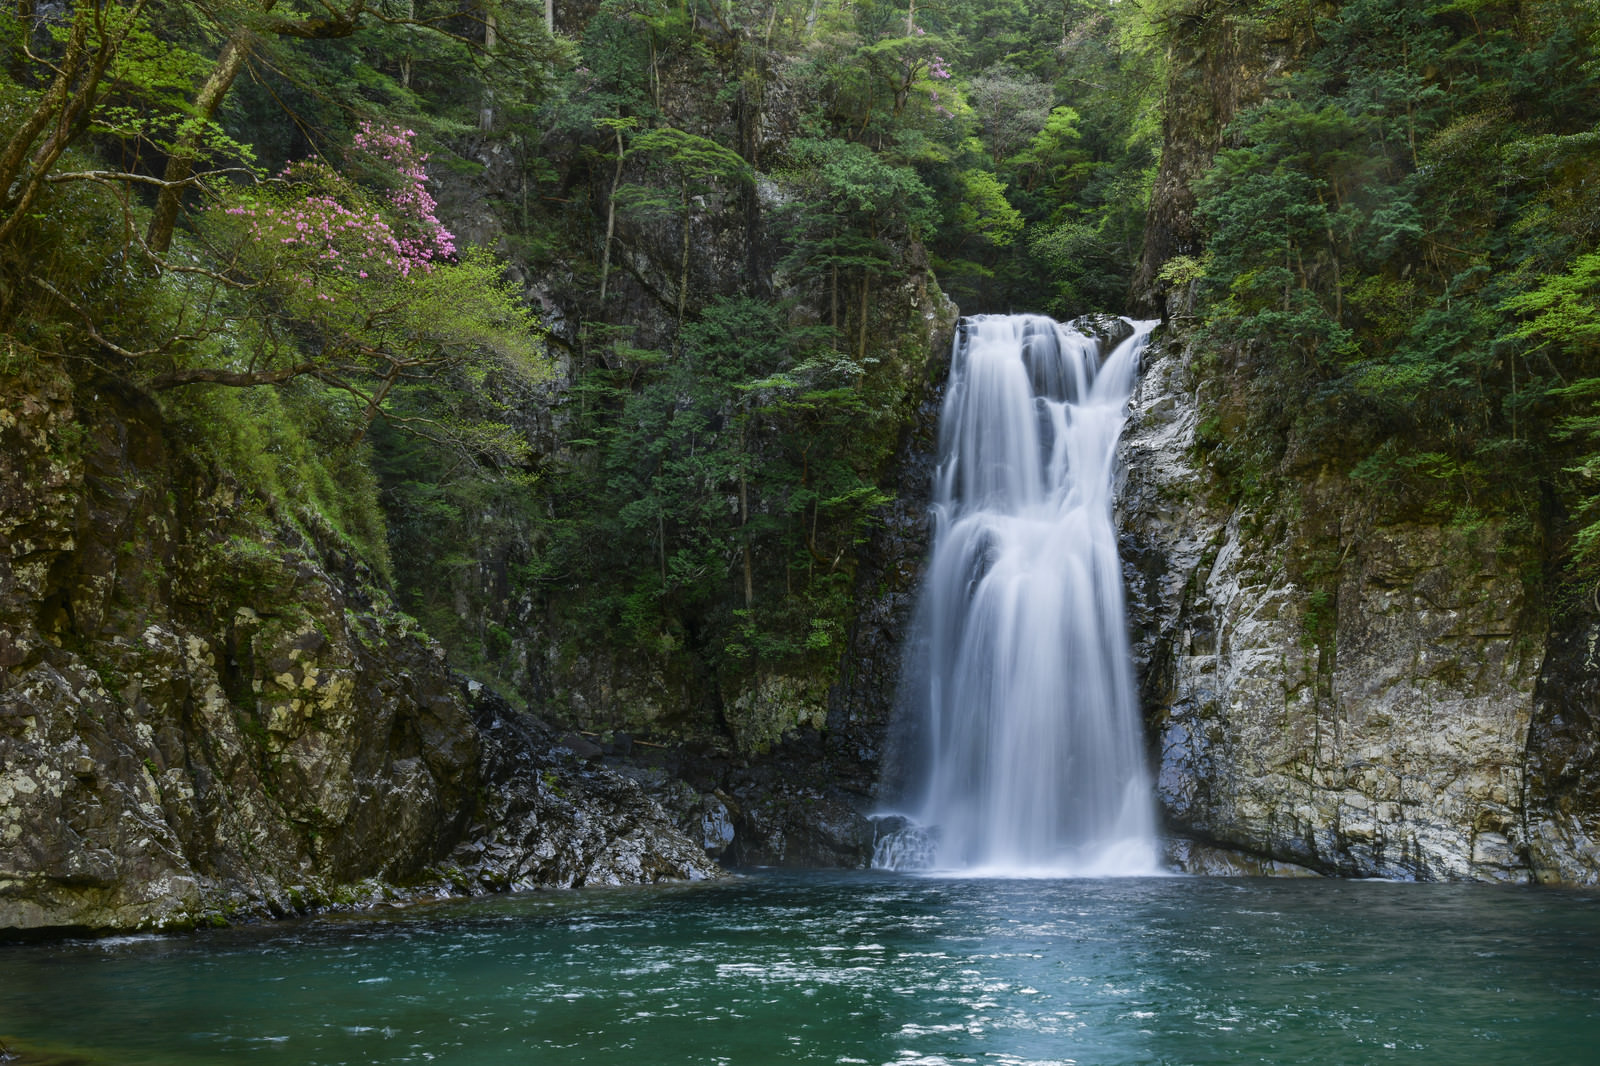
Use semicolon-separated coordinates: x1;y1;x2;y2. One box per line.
569;295;888;672
0;10;553;596
1188;0;1600;592
166;382;394;578
951;169;1023;248
344;1;1162;724
1506;253;1600;352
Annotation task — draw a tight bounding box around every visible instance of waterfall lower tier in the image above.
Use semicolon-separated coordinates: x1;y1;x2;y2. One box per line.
877;314;1160;876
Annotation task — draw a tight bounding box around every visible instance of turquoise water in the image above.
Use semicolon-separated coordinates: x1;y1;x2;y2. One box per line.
3;871;1598;1064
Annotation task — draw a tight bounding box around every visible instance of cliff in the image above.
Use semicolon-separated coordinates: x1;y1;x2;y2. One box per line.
1120;327;1600;884
0;363;716;933
1118;0;1600;884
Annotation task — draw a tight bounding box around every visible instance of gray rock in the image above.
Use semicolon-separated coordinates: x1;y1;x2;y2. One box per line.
1120;332;1562;882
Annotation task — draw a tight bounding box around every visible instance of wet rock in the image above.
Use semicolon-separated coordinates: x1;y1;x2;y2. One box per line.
1164;838;1320;878
697;795;736;856
447;686;719;890
1523;621;1600;884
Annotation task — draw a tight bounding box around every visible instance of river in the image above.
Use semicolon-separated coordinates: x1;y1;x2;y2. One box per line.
3;870;1598;1064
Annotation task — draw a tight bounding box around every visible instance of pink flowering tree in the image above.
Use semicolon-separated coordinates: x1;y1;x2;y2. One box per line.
854;24;956;119
215;125;455;289
347;123;458;268
158;126;545;451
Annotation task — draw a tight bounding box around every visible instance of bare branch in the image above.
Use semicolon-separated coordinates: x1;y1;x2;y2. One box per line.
45;168;253;188
30;274;233;362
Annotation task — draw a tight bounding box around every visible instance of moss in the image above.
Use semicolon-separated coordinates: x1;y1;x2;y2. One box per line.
163;383;393;582
1300;587;1337;653
723;673;829;756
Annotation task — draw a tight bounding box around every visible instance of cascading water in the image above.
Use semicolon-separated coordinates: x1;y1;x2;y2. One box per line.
876;314;1161;876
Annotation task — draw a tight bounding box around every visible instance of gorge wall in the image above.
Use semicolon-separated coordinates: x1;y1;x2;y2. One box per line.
0;366;716;933
1124;335;1507;880
1120;328;1600;885
1115;0;1600;884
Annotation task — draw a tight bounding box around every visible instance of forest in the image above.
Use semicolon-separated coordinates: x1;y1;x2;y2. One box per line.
3;0;1599;746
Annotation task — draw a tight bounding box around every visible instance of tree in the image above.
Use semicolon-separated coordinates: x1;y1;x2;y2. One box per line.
145;0;372;254
619;125;753;326
965;67;1051;168
163;125;546;443
1;0;168;247
775;138;936;359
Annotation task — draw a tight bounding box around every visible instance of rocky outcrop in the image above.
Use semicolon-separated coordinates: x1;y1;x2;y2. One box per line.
0;364;715;933
446;685;719;889
623;729;886;869
1118;332;1588;882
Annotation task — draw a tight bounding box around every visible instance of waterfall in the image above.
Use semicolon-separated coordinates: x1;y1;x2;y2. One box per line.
876;314;1160;876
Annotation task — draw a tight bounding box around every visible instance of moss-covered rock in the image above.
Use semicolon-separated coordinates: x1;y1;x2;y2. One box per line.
0;364;715;933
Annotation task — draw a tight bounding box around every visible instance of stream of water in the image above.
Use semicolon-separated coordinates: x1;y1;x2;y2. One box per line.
4;871;1599;1065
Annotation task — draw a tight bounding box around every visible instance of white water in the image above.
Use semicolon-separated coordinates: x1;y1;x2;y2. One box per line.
877;314;1161;876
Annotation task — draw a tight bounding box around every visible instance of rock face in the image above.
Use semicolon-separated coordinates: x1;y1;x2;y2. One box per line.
1118;332;1600;883
1523;621;1600;884
1117;0;1597;884
448;686;719;890
0;366;715;933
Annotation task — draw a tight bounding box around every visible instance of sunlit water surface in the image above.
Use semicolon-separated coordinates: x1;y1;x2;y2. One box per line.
3;871;1598;1064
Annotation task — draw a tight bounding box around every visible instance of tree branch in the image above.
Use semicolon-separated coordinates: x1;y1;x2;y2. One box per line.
28;276;158;359
45;168;251;188
148;361;327;389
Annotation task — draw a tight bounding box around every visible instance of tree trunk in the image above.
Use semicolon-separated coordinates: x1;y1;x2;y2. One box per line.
0;4;151;246
348;360;404;446
677;180;691;328
764;0;779;47
599;126;625;302
401;0;415;88
545;0;554;34
150;360;322;390
830;260;838;333
658;508;667;585
479;9;498;132
147;39;247;253
857;271;870;366
149;0;368;255
740;475;753;608
0;11;91;202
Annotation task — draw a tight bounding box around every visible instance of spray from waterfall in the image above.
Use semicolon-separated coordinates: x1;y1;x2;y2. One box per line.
875;314;1160;876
